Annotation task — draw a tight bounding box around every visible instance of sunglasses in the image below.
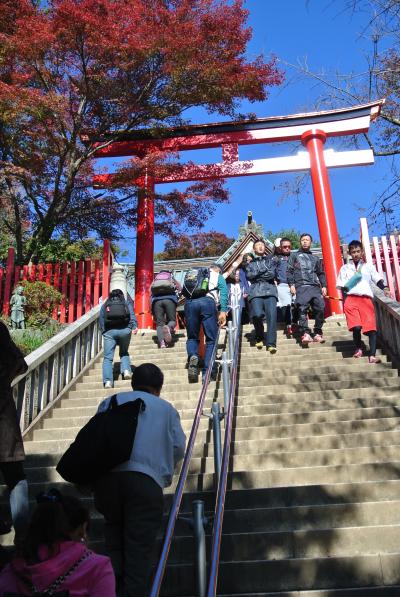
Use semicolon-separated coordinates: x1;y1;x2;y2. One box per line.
281;245;291;249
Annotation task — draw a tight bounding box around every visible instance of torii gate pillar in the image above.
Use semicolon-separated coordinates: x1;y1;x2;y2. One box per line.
135;172;155;328
302;129;344;315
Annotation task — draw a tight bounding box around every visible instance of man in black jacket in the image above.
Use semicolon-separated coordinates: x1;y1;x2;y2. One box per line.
244;239;279;353
287;233;327;345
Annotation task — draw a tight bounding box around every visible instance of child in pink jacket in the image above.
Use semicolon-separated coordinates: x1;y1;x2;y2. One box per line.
0;489;115;596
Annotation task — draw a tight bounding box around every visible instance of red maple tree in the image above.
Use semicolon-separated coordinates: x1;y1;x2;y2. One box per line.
156;231;235;260
0;0;283;263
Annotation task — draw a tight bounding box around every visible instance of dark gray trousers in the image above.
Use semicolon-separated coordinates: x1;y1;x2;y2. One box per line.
152;299;177;344
94;471;163;597
295;285;325;335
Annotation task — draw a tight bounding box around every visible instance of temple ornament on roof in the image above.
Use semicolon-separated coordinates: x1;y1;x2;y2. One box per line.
238;211;265;239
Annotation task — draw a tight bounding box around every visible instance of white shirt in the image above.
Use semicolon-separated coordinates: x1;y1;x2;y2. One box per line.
229;282;242;307
336;260;382;298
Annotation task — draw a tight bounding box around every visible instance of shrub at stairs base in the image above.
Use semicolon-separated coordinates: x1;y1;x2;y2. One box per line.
20;281;63;328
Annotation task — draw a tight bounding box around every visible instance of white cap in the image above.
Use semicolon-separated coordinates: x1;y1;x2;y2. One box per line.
274;237;282;248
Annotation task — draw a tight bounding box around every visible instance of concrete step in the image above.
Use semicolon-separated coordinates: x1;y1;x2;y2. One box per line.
30;415;210;441
43;397;400;428
9;459;400;498
161;553;400;595
82;366;397;386
41;398;400;431
24;414;400;455
64;384;216;400
88;359;393;377
236;376;399;393
30;404;400;442
21;445;400;481
167;524;400;564
220;587;400;596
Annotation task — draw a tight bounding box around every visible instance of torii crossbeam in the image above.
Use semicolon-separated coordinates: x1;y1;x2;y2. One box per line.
91;100;384;328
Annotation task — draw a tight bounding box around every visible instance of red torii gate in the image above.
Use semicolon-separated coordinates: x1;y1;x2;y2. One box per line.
92;100;384;328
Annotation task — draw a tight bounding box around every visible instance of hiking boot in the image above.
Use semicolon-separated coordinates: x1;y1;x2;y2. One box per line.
313;334;325;343
301;333;313;345
163;325;172;344
104;381;113;389
353;348;363;358
188;355;199;383
267;346;277;354
122;369;132;379
368;356;381;364
255;340;264;350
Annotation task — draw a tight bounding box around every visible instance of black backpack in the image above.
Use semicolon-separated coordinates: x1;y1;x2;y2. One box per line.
56;395;145;485
182;267;210;299
104;296;130;329
150;271;176;297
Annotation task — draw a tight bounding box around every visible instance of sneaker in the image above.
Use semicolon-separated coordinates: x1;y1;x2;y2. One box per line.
122;369;132;379
163;325;172;344
267;346;277;354
313;334;325;343
159;340;167;349
286;325;293;336
368;356;381;364
301;333;313;345
255;340;264;350
353;348;363;358
104;381;113;389
188;355;199;383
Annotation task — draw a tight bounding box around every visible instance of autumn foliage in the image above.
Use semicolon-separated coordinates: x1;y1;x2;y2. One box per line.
156;231;235;260
0;0;283;263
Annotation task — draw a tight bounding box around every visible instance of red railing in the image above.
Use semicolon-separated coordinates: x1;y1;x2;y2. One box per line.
360;218;400;302
0;240;112;323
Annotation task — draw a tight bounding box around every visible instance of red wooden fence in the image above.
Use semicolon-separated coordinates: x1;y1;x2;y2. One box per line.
360;217;400;302
0;240;112;323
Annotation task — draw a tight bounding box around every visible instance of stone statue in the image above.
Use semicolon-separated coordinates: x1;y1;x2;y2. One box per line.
10;286;26;329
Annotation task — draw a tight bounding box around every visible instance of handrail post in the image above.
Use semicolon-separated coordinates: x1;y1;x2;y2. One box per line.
150;329;221;597
211;402;222;483
227;321;234;363
193;500;207;597
232;304;238;331
221;351;230;413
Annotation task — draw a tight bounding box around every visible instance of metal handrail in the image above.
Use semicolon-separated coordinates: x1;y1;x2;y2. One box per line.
207;304;243;596
150;328;221;597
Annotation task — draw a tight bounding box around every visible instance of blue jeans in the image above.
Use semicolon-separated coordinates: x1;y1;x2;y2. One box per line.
250;296;278;346
184;297;218;375
103;328;132;384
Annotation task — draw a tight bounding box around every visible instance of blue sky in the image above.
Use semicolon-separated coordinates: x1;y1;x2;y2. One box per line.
112;1;391;261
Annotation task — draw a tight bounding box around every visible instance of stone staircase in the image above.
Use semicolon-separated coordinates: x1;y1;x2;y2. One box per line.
2;317;400;595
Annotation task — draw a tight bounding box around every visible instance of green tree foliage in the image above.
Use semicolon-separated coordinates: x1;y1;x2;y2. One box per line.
20;281;62;328
265;228;320;249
